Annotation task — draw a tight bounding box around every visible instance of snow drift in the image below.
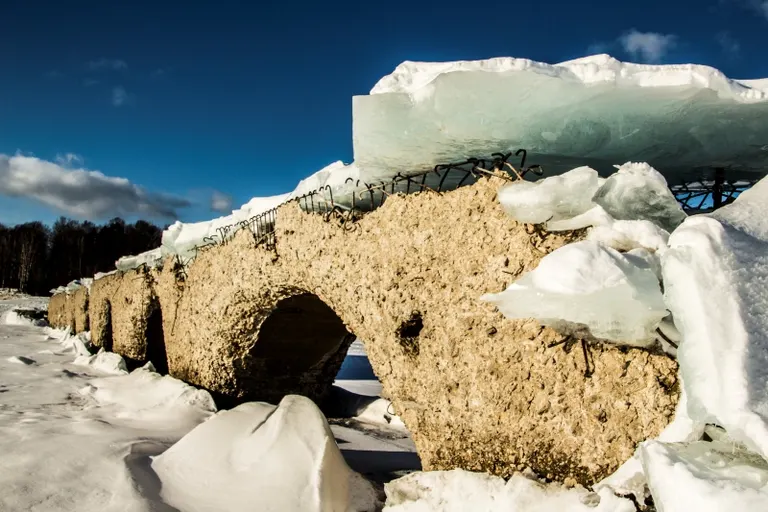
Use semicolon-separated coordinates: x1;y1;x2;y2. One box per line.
152;394;378;512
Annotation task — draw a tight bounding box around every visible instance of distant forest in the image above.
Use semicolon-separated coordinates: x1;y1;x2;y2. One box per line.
0;218;163;295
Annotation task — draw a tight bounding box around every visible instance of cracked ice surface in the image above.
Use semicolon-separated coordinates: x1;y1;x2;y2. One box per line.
354;54;768;182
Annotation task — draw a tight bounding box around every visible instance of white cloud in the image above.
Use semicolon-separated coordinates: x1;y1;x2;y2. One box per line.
55;153;84;167
716;32;741;55
210;191;233;213
619;29;677;63
112;86;129;107
760;0;768;18
88;58;128;71
0;154;190;219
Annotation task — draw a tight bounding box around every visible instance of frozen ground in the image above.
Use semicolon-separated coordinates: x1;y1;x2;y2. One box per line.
0;297;418;511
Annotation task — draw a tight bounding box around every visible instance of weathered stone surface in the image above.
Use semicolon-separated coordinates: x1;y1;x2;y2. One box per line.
71;287;89;333
47;292;70;329
47;175;679;485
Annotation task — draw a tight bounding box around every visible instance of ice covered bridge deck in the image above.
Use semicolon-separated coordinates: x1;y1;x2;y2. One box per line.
46;154;752;486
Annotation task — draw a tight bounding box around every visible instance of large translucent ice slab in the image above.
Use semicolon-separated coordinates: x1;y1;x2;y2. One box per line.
593;162;686;232
353;54;768;183
661;175;768;460
481;240;668;346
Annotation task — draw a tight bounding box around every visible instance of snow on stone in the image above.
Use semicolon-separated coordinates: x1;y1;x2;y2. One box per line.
289;160;361;200
497;166;600;224
481;240;668;346
357;54;768;180
115;247;163;272
382;469;634;512
152;395;379;512
161;192;290;258
641;440;768;511
593;162;686;232
661;175;768;460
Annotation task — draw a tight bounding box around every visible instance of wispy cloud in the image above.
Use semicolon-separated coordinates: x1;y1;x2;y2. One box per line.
44;70;64;79
756;0;768;19
83;78;100;87
111;86;133;107
55;153;84;167
0;153;190;220
150;68;169;79
716;31;741;56
88;58;128;71
210;191;233;213
619;29;677;63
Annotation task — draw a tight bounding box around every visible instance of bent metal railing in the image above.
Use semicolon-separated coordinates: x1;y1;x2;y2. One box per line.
188;149;543;258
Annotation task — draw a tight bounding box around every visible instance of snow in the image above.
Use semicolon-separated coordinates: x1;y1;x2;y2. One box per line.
497;166;600;224
73;348;129;374
383;470;635;512
593;162;686;232
481;240;668;346
356;54;768;181
661;175;768;460
115;247;163;272
587;219;669;253
152;395;379;512
641;440;768;511
161;192;290;258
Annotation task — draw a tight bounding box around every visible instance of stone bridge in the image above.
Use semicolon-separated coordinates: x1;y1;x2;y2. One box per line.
48;174;678;485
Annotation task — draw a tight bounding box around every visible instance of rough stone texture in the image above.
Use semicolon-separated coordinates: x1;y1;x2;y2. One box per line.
71;287;89;333
149;175;679;485
48;292;70;329
88;269;159;365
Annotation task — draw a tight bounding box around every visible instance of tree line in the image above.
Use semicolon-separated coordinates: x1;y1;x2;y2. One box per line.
0;218;163;295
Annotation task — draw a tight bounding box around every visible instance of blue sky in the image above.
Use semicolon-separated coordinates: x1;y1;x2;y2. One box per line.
1;0;766;226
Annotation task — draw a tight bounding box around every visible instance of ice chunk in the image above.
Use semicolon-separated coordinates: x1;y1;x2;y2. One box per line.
115;247;163;272
74;348;128;375
592;162;686;232
546;205;614;231
661;175;768;460
641;440;768;511
481;240;668;346
383;469;634;512
587;219;670;253
356;55;768;182
151;395;378;512
497;166;599;224
288;160;360;199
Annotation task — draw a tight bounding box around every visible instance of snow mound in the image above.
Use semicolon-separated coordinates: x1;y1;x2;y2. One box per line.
2;310;47;327
593;162;686;232
383;469;634;512
641;440;768;511
73;348;128;375
481;240;668;346
357;54;768;181
152;395;378;512
661;175;768;460
497;166;600;224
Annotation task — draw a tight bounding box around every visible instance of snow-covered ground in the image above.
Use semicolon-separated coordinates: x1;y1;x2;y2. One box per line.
0;297;418;511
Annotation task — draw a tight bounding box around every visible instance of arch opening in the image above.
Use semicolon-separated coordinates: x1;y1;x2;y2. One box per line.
102;302;114;352
252;293;351;373
145;301;168;375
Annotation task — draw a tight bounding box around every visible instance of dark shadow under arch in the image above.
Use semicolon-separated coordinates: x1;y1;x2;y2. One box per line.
145;301;169;375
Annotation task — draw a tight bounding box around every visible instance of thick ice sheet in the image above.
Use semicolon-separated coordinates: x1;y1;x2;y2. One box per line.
116;248;163;272
641;440;768;511
383;469;634;512
661;176;768;459
355;54;768;181
481;240;668;345
152;395;379;512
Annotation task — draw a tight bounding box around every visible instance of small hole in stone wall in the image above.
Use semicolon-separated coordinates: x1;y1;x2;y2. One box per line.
397;312;423;357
